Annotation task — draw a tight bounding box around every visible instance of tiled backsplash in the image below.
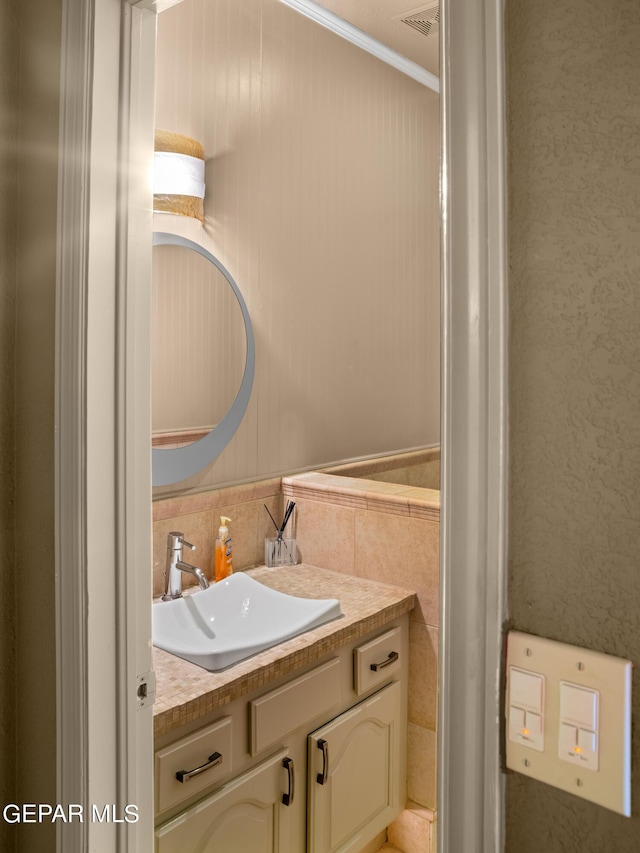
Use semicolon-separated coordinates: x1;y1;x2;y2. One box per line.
152;478;282;597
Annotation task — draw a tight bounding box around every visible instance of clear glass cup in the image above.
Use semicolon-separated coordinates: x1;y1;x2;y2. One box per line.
264;537;297;567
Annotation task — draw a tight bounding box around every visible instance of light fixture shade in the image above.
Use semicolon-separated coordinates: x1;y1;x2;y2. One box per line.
153;129;205;223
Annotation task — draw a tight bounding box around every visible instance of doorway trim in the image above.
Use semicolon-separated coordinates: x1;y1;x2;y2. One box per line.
55;1;156;850
438;1;508;852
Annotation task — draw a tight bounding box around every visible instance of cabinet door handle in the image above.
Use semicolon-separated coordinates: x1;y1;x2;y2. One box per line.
370;651;399;672
316;738;329;785
282;757;295;806
175;751;223;783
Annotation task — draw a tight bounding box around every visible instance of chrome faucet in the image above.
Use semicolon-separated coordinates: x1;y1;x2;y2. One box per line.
162;531;210;601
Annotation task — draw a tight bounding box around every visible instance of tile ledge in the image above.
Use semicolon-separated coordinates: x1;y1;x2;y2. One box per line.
283;473;440;517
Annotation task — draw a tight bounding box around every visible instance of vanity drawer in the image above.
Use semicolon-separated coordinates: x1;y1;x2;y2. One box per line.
155;716;233;813
353;627;402;696
250;658;341;756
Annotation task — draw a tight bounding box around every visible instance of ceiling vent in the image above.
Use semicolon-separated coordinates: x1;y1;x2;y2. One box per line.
400;4;440;38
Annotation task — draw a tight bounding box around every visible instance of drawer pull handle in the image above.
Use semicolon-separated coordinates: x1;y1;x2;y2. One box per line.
370;651;399;672
282;757;295;806
316;739;329;785
175;751;223;783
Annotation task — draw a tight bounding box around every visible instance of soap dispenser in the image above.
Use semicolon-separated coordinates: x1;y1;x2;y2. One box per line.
214;516;233;582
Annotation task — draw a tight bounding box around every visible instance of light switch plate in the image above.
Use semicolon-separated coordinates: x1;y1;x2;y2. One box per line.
505;631;632;816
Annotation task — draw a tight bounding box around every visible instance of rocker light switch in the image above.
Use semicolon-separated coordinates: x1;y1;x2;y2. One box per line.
507;667;545;751
558;682;599;771
559;682;598;730
510;668;544;713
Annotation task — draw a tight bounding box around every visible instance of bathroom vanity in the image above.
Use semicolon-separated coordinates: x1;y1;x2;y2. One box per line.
152;565;415;853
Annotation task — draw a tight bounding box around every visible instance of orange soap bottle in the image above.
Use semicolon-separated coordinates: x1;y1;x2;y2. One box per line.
214;516;233;582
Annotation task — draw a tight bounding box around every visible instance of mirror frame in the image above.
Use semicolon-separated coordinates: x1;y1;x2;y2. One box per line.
151;232;256;487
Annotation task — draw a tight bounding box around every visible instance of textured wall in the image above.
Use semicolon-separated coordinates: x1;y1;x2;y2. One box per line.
507;0;640;848
153;0;440;496
0;0;19;850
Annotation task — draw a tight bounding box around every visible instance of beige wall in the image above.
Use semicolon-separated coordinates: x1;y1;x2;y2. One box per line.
0;0;20;850
153;0;440;497
507;0;640;849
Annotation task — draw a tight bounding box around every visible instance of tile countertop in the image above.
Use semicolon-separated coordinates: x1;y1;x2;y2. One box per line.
153;564;416;739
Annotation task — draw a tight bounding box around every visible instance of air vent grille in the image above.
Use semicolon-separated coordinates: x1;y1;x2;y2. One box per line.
401;5;440;38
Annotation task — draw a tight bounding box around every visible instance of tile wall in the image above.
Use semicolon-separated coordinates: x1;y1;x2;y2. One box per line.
282;471;440;814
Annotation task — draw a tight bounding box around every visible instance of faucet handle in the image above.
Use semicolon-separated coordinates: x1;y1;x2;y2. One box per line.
167;531;196;551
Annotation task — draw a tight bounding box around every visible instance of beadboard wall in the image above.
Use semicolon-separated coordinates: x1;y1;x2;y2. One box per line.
152;0;440;497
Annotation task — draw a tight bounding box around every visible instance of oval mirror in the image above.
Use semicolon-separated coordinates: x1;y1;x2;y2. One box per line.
151;233;255;487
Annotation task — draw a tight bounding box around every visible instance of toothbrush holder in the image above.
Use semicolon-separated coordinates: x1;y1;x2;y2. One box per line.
264;537;297;568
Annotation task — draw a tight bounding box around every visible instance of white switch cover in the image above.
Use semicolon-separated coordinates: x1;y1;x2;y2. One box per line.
505;631;632;816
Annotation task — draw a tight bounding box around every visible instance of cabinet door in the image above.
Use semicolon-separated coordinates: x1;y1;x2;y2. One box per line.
155;749;293;853
307;680;403;853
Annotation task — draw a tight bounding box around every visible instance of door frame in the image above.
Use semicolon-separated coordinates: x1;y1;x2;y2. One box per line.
55;1;156;850
54;1;508;851
438;1;508;851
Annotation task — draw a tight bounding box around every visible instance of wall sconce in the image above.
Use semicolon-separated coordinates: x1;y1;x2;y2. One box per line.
153;129;205;223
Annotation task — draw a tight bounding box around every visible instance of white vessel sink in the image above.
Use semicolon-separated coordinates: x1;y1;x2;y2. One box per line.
153;572;342;671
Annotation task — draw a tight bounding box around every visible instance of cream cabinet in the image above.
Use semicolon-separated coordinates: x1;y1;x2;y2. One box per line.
307;681;402;853
154;618;408;853
155;748;294;853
